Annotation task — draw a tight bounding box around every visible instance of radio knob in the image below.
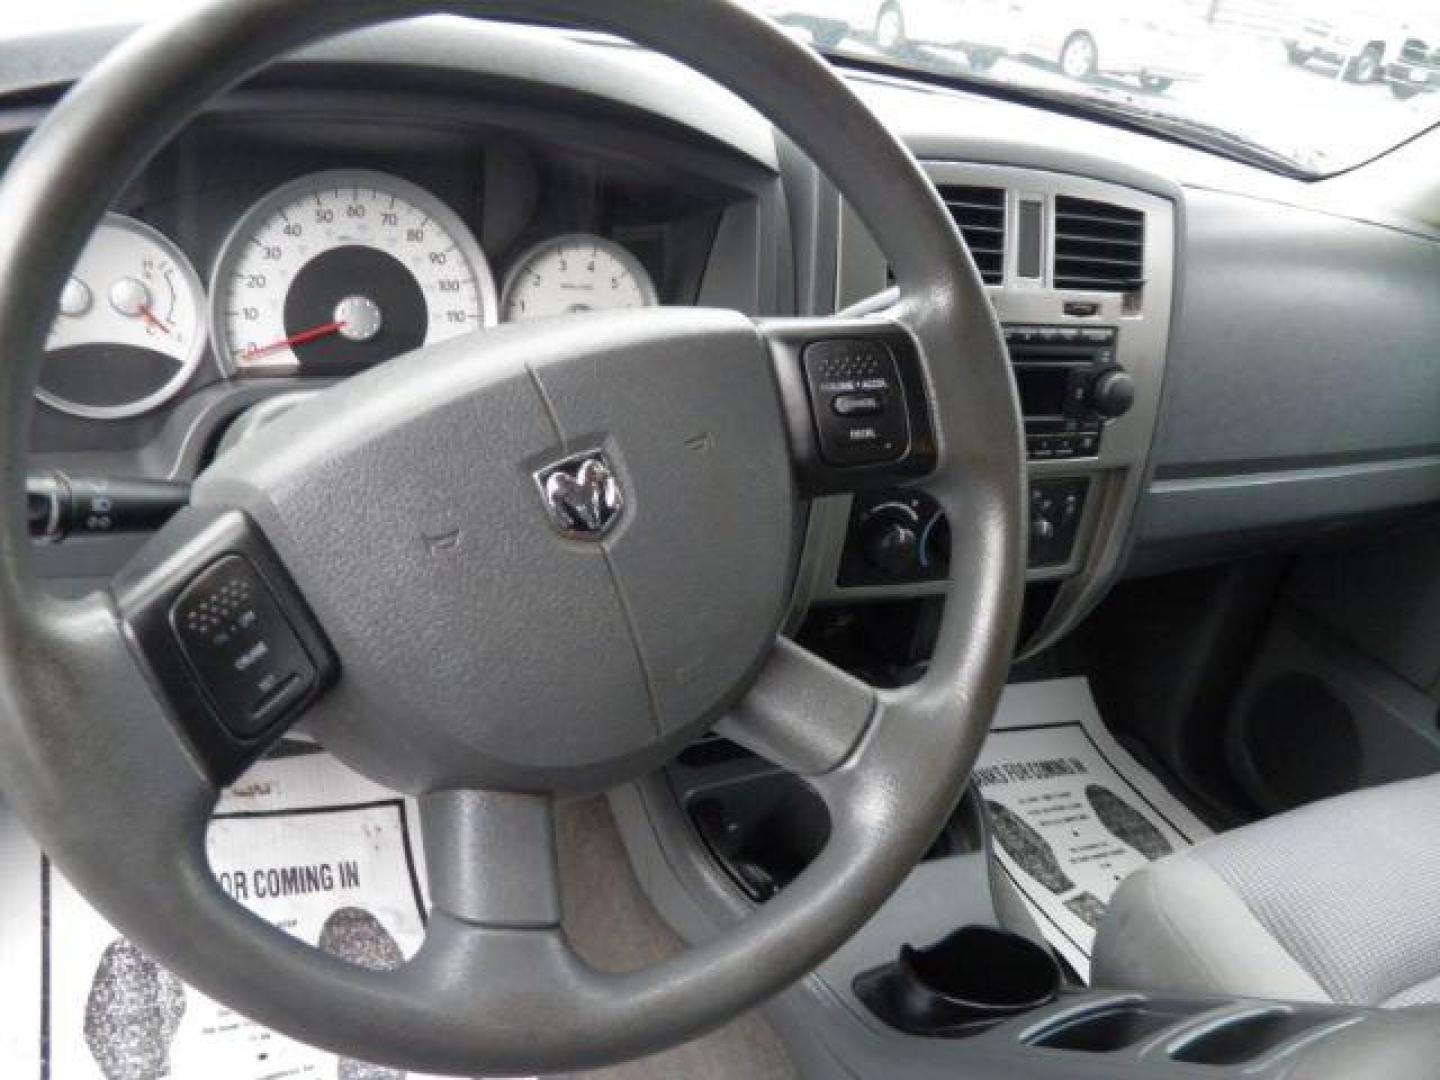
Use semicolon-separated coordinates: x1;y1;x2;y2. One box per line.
1086;365;1136;419
859;511;920;577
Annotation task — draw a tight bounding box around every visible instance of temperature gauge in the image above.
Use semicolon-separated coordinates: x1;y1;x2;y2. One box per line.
40;213;207;420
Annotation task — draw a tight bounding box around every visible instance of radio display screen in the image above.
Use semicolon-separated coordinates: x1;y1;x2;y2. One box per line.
1016;368;1069;417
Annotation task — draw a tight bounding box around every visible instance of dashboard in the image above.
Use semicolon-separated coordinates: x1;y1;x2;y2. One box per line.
47;158;678;416
19;89;750;462
795;162;1175;653
9;17;1440;656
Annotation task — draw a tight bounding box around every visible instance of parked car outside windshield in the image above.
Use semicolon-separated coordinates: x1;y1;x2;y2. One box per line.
746;0;1440;175
7;0;1440;176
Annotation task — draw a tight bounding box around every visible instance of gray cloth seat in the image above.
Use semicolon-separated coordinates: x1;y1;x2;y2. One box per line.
1092;773;1440;1007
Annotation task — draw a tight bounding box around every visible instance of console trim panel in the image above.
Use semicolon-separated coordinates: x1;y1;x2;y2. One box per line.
799;161;1177;655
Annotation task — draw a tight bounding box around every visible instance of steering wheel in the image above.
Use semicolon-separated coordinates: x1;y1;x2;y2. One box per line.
0;0;1023;1073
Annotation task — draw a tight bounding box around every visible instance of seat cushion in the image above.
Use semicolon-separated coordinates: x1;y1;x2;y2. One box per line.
1092;773;1440;1007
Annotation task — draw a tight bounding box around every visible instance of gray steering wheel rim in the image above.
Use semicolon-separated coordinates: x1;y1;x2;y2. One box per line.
0;0;1025;1074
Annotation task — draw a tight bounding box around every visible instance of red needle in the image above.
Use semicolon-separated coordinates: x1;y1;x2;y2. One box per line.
239;320;347;362
137;305;172;336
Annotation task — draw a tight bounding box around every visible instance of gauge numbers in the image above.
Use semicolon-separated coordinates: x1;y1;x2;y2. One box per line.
40;213;207;420
501;234;657;323
211;170;496;374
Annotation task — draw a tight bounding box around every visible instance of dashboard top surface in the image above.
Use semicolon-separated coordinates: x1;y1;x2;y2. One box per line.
6;14;1435;239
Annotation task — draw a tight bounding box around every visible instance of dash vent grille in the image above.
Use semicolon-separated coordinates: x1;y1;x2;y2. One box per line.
1053;195;1145;292
939;185;1006;286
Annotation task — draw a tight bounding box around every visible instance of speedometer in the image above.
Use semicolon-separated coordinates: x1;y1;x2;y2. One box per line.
501;234;657;323
211;170;496;375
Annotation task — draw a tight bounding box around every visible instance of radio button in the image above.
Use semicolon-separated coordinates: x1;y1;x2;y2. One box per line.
1087;366;1136;419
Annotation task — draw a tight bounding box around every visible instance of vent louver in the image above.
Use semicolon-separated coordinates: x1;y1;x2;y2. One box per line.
939;185;1006;286
1053;195;1145;292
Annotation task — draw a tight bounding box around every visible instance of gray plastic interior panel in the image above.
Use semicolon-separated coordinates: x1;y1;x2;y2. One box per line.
1150;188;1440;475
1132;186;1440;570
795;162;1177;656
1227;607;1440;811
1286;518;1440;694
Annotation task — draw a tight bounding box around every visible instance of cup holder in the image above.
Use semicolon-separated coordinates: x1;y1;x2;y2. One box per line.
687;766;987;903
1169;1009;1338;1066
854;925;1061;1038
688;771;830;901
1027;1002;1209;1053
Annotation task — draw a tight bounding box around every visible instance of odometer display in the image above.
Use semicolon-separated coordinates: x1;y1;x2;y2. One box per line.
212;170;496;374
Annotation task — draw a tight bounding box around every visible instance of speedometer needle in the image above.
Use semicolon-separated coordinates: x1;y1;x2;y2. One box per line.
238;320;347;362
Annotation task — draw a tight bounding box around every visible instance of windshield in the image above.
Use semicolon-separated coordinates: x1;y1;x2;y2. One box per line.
8;1;1440;177
743;0;1440;175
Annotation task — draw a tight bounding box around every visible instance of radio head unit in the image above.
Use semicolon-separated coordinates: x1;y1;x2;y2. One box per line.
1004;325;1135;461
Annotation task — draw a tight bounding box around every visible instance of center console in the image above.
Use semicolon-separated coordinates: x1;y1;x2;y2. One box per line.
788;163;1175;656
613;727;1388;1080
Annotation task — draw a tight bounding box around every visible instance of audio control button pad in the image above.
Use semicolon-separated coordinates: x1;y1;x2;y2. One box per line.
764;319;936;496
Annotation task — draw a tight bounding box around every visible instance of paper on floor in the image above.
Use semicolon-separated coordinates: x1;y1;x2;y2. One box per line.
0;741;533;1080
976;677;1213;982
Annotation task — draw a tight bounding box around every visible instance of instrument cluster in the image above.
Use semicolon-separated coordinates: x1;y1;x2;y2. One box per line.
40;168;661;420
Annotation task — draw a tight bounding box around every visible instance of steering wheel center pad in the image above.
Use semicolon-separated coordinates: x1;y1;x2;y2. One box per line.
198;308;796;791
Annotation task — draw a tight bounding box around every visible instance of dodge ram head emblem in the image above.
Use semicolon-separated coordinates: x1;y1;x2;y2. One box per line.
535;451;624;539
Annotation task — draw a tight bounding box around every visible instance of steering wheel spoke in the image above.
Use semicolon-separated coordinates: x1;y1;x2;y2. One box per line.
715;636;877;776
111;506;338;785
419;788;561;929
761;315;939;497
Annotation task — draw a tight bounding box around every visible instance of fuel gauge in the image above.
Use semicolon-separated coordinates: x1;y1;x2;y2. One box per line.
39;213;207;420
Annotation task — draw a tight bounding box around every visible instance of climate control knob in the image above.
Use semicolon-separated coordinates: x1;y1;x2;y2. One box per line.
1084;365;1136;419
859;508;920;577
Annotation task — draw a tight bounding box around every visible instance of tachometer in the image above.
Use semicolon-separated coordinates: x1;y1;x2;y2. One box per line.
211;170;496;374
40;213;207;420
501;234;657;323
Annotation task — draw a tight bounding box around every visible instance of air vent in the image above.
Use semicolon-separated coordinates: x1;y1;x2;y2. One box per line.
1053;195;1145;292
939;185;1006;286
